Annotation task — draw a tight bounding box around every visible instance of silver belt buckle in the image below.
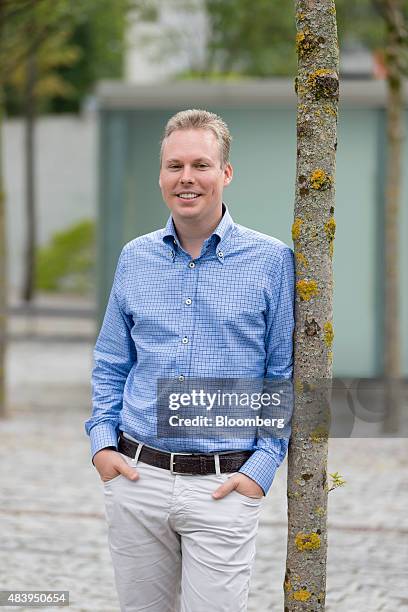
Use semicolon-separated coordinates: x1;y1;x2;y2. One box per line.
170;452;195;475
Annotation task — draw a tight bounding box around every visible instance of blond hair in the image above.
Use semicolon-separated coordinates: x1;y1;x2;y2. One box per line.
160;109;232;168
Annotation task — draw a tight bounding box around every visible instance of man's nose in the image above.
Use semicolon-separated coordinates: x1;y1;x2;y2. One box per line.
180;166;194;183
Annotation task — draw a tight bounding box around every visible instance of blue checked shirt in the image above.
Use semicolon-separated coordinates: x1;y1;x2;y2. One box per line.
85;204;295;494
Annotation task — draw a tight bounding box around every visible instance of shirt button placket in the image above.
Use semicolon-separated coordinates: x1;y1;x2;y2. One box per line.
177;259;197;379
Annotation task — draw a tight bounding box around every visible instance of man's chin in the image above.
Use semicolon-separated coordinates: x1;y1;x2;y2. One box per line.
173;204;203;218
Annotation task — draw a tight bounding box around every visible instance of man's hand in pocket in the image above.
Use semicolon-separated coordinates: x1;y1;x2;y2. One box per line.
93;448;139;483
212;473;264;500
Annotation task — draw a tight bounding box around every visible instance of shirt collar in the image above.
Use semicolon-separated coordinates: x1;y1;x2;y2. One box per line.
163;203;234;264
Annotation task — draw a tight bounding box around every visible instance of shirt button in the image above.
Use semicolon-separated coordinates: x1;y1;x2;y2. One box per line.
188;261;196;268
185;298;192;305
178;374;185;382
182;336;189;344
217;251;224;258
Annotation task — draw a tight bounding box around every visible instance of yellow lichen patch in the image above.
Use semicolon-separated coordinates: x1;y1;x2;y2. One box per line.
296;279;318;301
294;379;304;394
315;506;325;516
295;531;321;551
284;579;291;592
328;350;333;365
323;321;334;347
296;29;318;57
324;104;337;117
310;426;329;443
296;30;305;45
295;252;308;269
308;68;332;88
292;218;303;241
307;68;339;100
324;217;336;241
293;589;312;602
297;84;307;97
310;168;333;190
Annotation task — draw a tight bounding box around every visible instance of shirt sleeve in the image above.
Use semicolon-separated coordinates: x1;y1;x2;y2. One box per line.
84;245;137;460
238;246;295;495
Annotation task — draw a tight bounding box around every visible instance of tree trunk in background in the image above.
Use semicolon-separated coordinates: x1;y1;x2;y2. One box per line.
0;2;7;419
21;48;37;303
382;0;405;433
284;1;339;610
0;92;6;419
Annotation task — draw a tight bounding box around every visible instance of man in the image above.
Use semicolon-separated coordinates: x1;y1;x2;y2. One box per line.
85;109;294;612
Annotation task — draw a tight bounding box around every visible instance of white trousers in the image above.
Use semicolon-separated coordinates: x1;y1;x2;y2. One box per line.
103;452;263;612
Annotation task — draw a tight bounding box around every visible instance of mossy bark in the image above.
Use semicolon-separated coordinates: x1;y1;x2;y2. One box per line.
284;1;339;609
382;0;405;433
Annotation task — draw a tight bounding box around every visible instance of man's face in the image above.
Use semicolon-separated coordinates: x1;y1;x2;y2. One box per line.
159;128;233;225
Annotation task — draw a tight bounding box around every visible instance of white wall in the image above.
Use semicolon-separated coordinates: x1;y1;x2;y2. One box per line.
3;112;97;292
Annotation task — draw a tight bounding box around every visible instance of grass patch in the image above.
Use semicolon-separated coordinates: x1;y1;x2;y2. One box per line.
36;219;96;294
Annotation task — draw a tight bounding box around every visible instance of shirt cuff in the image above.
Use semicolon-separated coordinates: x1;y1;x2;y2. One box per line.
89;423;119;462
238;449;279;496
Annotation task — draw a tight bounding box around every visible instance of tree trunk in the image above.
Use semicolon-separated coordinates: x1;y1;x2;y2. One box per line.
21;48;37;303
382;0;405;433
284;1;339;610
0;89;7;419
0;1;7;419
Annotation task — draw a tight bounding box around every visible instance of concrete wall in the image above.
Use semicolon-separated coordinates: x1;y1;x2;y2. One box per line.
3;113;97;292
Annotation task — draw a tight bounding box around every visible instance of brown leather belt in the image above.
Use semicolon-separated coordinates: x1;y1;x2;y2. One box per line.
118;432;253;475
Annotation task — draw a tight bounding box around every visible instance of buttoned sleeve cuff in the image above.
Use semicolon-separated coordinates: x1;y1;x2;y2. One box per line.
89;423;119;462
238;449;280;496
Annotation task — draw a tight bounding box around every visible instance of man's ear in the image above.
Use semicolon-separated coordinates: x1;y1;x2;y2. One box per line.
223;163;233;186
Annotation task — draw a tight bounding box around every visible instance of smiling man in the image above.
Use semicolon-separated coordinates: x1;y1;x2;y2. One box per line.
85;109;295;612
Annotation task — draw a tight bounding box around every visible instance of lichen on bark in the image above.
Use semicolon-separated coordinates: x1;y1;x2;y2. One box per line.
286;0;339;610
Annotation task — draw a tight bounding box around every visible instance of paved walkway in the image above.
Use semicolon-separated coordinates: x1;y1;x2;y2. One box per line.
1;305;407;611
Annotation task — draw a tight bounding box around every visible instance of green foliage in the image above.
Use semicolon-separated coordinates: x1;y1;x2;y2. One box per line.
0;0;129;115
203;0;297;77
5;27;82;115
179;0;408;78
49;0;128;113
35;219;95;294
328;471;346;492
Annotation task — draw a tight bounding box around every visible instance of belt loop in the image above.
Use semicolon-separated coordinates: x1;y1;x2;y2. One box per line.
214;453;221;476
132;442;144;465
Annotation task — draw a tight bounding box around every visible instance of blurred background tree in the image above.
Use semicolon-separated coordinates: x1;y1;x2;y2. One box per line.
1;0;129;306
3;0;128;115
0;0;131;416
175;0;407;78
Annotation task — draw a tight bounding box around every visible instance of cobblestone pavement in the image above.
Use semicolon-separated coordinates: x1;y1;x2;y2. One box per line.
1;335;407;612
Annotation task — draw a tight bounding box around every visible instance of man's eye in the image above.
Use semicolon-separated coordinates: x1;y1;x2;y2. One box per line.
196;164;208;169
168;165;181;170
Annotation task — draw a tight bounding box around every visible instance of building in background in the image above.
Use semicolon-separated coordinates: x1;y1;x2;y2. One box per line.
94;78;408;379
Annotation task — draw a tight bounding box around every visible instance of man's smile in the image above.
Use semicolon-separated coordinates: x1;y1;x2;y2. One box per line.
175;192;202;200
